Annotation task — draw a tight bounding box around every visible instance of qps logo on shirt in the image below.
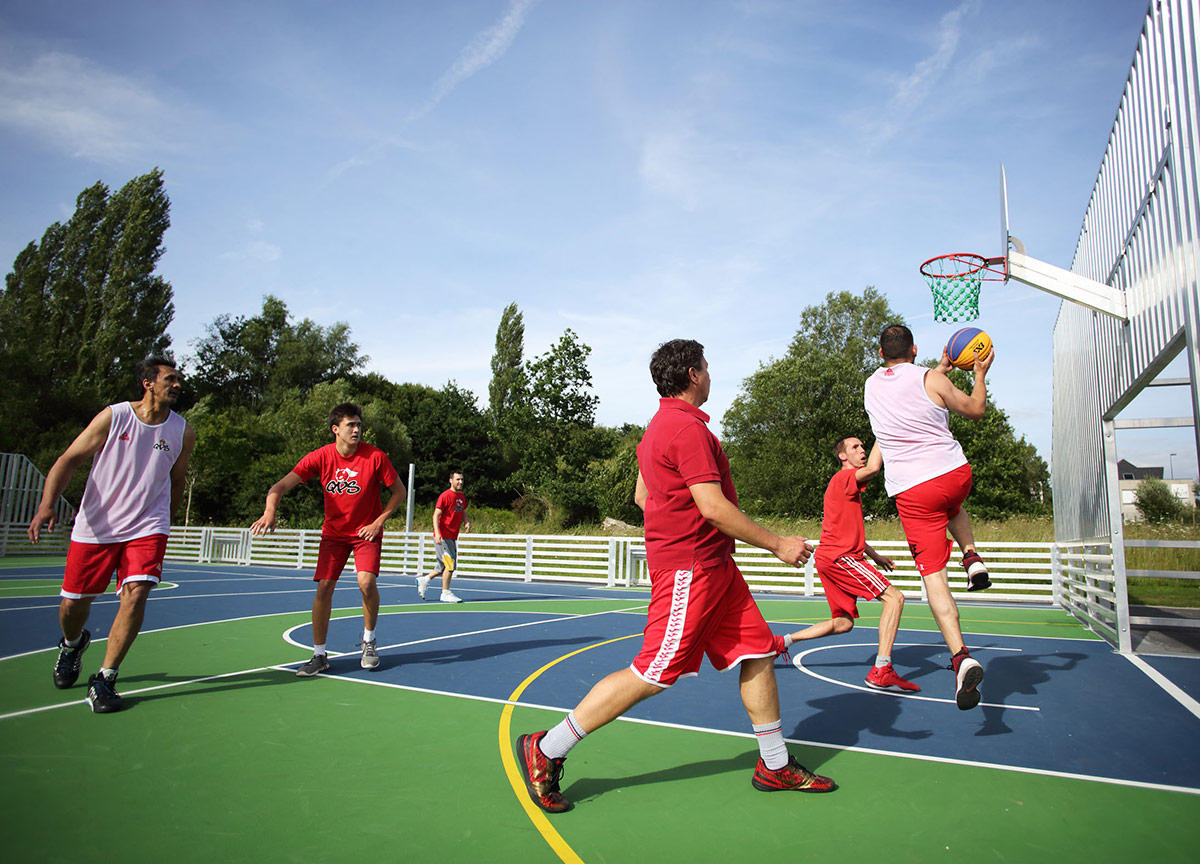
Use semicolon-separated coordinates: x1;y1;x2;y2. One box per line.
454;500;464;512
326;468;361;495
153;439;170;452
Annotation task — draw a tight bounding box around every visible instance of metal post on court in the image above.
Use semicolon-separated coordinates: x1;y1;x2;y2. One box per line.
404;463;415;533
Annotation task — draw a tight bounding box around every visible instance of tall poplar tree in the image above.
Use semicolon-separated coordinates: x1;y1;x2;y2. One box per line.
488;302;526;423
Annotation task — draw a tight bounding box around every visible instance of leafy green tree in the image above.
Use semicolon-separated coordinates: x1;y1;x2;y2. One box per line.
488;302;526;423
723;287;900;517
1134;477;1184;524
0;169;174;492
588;424;644;525
187;295;364;410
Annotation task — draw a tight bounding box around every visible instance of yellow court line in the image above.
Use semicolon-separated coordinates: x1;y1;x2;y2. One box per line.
498;633;641;864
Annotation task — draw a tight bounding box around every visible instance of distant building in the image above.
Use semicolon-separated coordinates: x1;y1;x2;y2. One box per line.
1118;459;1196;522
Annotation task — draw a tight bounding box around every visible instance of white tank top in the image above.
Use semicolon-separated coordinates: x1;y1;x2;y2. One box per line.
72;401;187;543
863;363;967;497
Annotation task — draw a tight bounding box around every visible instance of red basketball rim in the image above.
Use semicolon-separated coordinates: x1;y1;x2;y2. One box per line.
920;252;1007;281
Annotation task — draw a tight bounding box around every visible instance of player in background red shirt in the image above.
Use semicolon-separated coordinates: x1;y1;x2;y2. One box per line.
416;470;471;603
775;436;919;692
251;403;405;676
514;339;834;815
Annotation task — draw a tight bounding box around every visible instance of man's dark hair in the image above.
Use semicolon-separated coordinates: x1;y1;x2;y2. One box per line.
449;469;463;479
136;357;174;390
879;324;914;361
833;437;852;459
328;402;363;434
650;339;705;398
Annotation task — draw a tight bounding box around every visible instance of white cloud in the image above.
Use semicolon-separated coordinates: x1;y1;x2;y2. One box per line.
413;0;541;118
0;50;181;162
221;240;282;263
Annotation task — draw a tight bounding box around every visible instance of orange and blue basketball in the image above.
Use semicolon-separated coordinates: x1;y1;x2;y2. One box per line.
946;327;993;370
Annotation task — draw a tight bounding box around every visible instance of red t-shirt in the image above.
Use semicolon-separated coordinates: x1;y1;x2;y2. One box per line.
638;398;737;569
292;442;399;540
436;489;468;539
816;468;867;563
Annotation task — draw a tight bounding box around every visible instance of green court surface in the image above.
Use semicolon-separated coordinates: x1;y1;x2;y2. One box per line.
1;591;1196;863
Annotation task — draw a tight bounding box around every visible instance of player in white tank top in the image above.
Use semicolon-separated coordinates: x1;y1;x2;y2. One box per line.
864;324;994;711
27;359;196;712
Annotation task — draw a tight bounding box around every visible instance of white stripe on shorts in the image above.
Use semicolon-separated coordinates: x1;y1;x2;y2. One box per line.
643;569;692;684
836;555;889;597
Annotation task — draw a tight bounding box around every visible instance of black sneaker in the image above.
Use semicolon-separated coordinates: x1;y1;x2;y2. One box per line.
296;654;330;677
86;673;124;713
52;629;91;689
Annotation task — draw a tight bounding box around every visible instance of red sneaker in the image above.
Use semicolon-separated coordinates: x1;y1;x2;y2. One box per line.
962;550;991;592
865;663;920;692
515;731;572;813
950;649;984;710
752;756;836;793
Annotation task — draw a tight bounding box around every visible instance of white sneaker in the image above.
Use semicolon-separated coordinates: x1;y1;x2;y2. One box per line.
416;575;430;600
359;639;379;670
954;655;984;710
440;590;463;604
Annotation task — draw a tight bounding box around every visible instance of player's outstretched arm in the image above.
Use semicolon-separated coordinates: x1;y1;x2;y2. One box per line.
855;442;883;483
251;472;303;535
928;349;994;421
689;481;812;567
27;407;113;543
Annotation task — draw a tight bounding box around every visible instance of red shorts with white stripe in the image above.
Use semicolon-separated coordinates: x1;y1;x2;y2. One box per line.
61;534;168;599
895;463;973;576
313;535;382;581
630;557;776;688
815;554;891;619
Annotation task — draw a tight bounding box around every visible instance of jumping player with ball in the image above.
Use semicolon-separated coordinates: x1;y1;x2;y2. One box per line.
863;324;993;710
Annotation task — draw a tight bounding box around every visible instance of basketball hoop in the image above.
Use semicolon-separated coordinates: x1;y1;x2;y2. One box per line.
920;253;1007;323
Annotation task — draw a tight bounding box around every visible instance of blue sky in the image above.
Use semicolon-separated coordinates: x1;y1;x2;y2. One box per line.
3;0;1190;478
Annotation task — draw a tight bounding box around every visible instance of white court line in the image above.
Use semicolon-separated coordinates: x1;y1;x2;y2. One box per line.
280;603;650;654
1125;653;1200;721
791;642;1039;712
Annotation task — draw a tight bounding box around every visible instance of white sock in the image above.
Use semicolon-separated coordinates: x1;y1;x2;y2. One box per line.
64;633;83;648
363;629;375;642
783;633;795;648
876;655;891;668
98;667;117;681
313;644;327;657
752;720;789;770
540;711;587;760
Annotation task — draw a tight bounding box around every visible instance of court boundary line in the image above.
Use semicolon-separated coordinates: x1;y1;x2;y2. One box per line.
1125;653;1200;720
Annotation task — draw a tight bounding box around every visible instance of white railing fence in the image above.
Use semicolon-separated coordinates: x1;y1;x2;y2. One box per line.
1;523;1058;602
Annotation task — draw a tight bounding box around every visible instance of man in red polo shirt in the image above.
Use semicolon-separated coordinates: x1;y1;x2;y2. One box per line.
251;402;404;675
416;469;470;603
515;339;835;814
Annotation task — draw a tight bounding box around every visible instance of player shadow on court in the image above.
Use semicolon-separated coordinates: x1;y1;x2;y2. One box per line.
786;643;950;690
371;635;601;669
563;747;833;804
789;692;933;745
975;651;1087;737
109;668;294;708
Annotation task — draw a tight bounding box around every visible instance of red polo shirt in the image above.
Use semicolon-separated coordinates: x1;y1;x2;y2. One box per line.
815;468;867;565
637;398;737;569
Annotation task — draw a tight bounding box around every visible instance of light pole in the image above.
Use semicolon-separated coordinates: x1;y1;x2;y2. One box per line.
1170;453;1177;479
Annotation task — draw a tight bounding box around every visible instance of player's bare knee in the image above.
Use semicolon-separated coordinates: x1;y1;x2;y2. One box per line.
832;615;854;634
882;586;905;608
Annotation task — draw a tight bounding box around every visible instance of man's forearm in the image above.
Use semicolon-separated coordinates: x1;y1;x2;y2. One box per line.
703;496;783;554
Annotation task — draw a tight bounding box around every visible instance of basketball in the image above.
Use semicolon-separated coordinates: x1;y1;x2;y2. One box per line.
946;327;993;370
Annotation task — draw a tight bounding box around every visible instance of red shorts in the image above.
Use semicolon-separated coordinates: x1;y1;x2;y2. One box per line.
630;558;775;688
895;463;972;576
314;535;382;581
815;554;891;619
61;534;168;599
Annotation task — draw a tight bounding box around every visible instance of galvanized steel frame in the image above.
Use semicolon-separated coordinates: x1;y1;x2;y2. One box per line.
1053;0;1200;652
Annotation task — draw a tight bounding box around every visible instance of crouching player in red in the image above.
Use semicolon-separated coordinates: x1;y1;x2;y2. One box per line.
514;339;835;814
775;436;918;692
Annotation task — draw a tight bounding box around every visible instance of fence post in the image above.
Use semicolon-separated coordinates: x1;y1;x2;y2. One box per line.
607;539;617;588
525;537;534;582
804;555;815;596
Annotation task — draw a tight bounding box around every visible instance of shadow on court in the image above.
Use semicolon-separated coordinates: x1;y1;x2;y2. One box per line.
791;692;933;744
114;669;293;708
389;635;600;667
976;651;1087;737
563;748;808;804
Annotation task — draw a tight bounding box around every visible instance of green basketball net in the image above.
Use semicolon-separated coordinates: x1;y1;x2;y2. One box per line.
919;253;1006;323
